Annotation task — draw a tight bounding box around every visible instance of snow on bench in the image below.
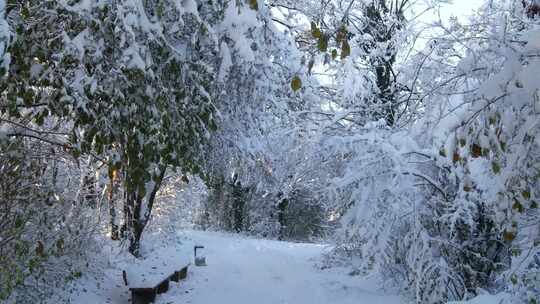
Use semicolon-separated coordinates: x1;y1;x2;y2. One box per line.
123;251;191;304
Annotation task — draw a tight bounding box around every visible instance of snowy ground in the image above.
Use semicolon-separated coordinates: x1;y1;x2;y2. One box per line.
159;231;401;304
65;230;402;304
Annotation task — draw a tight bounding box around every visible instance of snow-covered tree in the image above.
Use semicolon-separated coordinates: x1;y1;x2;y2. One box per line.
2;0;222;256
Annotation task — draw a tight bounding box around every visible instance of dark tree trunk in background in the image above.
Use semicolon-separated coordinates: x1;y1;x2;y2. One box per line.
523;0;540;18
360;1;405;126
277;198;288;240
82;172;97;208
108;172;120;240
109;197;119;241
232;180;245;233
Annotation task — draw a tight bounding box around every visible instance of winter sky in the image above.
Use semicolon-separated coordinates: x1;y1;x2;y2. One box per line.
447;0;484;15
428;0;485;21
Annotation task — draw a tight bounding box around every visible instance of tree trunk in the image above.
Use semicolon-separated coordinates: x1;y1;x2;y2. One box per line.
232;180;245;233
126;190;144;257
277;198;288;240
109;200;119;240
108;176;119;240
125;167;167;257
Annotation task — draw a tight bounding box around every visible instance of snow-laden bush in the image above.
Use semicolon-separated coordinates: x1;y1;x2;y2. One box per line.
425;2;540;301
321;126;505;302
0;137;99;302
319;127;458;302
325;1;540;302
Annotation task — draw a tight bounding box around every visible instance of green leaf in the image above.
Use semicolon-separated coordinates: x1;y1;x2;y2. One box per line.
491;161;500;174
510;274;518;285
35;114;44;126
20;6;30;19
331;49;338;60
209;119;218;132
317;35;328;52
439;148;446;157
71;148;81;159
14;216;24;229
291;76;302;92
512;200;524;213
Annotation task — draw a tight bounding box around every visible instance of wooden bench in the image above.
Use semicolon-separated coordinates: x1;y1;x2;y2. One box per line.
126;264;190;304
169;265;188;282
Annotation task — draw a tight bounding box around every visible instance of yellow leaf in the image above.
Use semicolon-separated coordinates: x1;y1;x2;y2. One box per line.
453;151;460;163
471;143;482;158
311;22;321;38
248;0;258;10
291;76;302;92
503;230;516;241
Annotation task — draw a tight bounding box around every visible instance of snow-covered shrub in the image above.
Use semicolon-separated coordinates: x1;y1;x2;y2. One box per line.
0;139;48;300
321;128;459;302
0;137;99;302
326;1;540;302
424;2;540;302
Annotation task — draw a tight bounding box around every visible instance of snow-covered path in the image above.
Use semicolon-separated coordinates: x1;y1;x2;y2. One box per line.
157;230;401;304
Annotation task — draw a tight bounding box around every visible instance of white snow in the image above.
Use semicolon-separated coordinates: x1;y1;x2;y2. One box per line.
64;230;402;304
0;0;10;71
218;41;233;82
218;3;260;62
447;292;510;304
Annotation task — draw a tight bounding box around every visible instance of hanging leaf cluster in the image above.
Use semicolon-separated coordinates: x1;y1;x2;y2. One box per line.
309;22;350;60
